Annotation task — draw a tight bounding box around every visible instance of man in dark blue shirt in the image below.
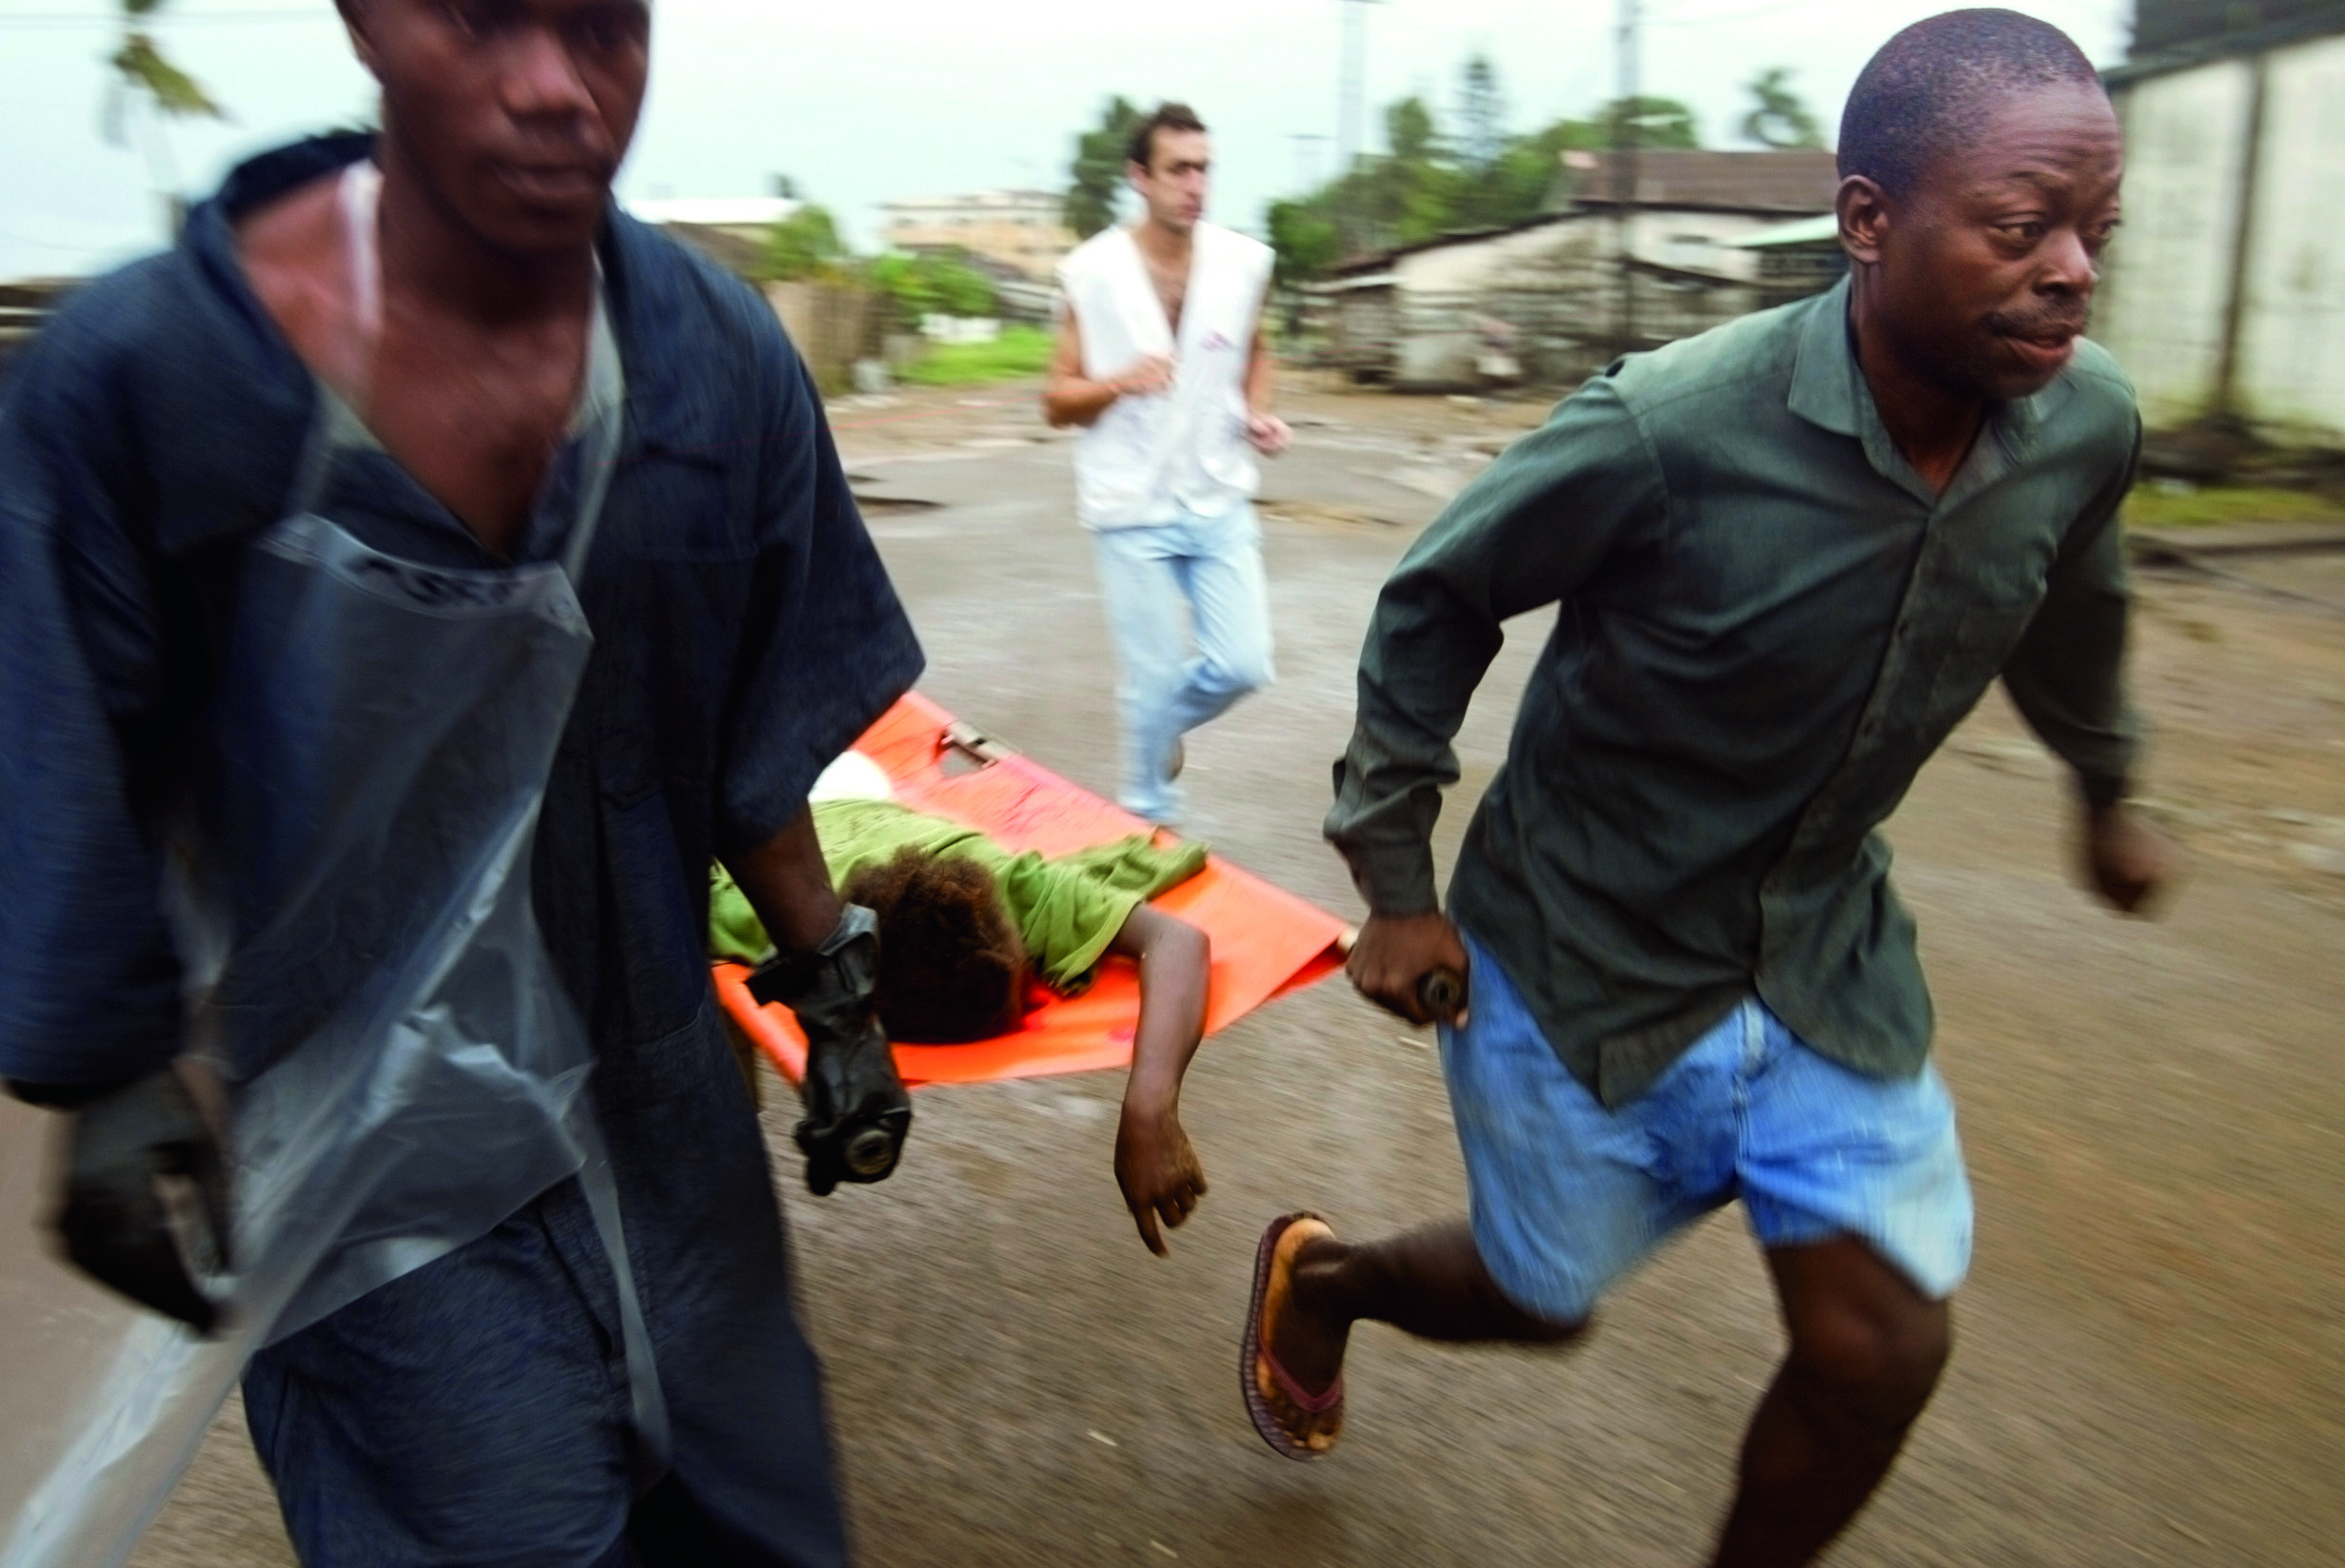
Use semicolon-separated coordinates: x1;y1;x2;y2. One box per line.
0;1;917;1561
1244;13;2171;1567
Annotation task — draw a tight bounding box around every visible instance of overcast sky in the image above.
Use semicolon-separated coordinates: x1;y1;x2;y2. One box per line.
0;0;2134;282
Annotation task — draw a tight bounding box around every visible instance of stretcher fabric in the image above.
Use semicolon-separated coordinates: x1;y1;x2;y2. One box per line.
718;694;1347;1087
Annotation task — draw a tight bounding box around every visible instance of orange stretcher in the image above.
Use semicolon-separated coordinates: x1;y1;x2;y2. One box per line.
716;693;1349;1088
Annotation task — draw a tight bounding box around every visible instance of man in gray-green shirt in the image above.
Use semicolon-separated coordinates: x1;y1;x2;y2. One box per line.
1239;12;2170;1565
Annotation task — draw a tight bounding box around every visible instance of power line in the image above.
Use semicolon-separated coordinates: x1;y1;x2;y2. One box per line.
0;221;144;254
1288;131;1330;196
1646;0;1811;29
1333;0;1386;177
0;7;331;28
1612;0;1639;352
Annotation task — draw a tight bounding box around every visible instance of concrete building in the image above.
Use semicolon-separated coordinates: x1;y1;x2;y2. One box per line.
1313;148;1841;390
623;195;802;277
878;189;1074;281
1724;212;1850;301
2094;1;2345;444
0;278;74;394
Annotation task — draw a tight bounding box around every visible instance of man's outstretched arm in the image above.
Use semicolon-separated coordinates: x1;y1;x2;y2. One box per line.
1327;379;1665;1021
721;810;915;1194
0;323;231;1329
2000;421;2171;913
713;324;924;1190
720;807;845;955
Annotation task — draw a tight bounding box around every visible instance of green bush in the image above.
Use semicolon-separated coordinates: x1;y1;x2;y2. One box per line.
898;325;1055;387
2122;484;2345;530
761;206;849;282
870;252;997;326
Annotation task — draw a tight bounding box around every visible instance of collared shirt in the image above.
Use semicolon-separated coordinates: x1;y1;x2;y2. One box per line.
1326;278;2140;1107
0;135;924;1087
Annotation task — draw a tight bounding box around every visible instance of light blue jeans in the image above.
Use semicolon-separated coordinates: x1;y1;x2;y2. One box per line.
1441;933;1974;1324
1092;503;1274;822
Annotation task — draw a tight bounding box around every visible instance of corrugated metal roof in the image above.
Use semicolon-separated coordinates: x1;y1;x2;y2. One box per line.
2106;0;2345;83
2132;0;2339;54
1725;213;1842;248
1567;148;1842;214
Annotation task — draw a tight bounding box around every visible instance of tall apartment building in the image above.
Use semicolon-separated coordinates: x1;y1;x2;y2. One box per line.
878;190;1075;281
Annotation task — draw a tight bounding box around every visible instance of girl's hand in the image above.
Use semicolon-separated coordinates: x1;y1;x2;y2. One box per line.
1113;1099;1208;1256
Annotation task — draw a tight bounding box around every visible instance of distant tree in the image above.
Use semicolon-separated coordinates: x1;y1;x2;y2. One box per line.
106;0;222;129
1740;67;1824;149
1064;95;1145;239
1262;73;1705;275
1384;96;1440;165
1598;95;1700;149
104;0;225;232
762;206;849;281
771;172;800;199
1456;54;1507;170
1266;199;1343;289
870;251;997;323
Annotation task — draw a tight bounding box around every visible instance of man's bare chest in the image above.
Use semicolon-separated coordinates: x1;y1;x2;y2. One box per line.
1140;254;1190;336
361;325;584;554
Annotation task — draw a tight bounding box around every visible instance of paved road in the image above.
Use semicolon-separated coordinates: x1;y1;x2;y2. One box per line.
110;424;2345;1566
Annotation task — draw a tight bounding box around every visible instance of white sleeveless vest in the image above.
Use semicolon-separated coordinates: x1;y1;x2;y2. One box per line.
1057;221;1274;530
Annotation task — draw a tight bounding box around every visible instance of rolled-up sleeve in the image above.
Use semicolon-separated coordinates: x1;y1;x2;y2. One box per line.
2001;417;2141;808
1326;378;1666;913
713;328;924;857
0;328;185;1088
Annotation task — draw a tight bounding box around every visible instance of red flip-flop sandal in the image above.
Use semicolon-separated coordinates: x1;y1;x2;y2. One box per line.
1241;1212;1347;1460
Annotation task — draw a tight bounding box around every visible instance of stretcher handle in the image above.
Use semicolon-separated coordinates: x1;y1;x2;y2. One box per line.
1418;967;1466;1018
938;721;1015;767
1334;929;1465;1021
843;1126;899;1178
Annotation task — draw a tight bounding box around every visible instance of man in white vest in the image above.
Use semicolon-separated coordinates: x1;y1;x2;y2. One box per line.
1045;102;1290;825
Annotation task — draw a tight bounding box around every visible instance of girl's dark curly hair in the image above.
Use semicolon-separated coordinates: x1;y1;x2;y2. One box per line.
843;848;1028;1043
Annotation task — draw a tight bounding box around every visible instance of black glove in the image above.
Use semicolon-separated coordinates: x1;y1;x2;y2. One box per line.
14;1069;231;1334
745;905;912;1196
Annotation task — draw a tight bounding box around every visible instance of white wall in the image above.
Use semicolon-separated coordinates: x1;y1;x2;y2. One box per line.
2099;34;2345;444
1390;223;1599;389
1389;209;1779;296
1626;210;1773;282
1392;221;1582;293
2096;59;2255;427
2234;33;2345;441
1383;210;1799;387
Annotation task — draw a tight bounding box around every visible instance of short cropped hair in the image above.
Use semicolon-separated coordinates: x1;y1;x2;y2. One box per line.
1839;9;2102;200
843;849;1027;1044
1129;102;1208;171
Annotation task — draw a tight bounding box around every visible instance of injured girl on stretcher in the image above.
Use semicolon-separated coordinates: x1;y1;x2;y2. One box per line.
709;750;1214;1254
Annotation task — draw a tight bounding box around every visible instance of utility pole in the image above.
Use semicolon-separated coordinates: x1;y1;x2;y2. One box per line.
1335;0;1386;178
1612;0;1642;355
1289;132;1332;195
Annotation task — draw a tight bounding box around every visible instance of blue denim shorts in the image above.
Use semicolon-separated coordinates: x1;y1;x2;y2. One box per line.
1440;935;1973;1323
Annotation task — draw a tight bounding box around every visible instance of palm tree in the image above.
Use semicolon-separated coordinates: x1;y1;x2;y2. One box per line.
1740;68;1823;151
